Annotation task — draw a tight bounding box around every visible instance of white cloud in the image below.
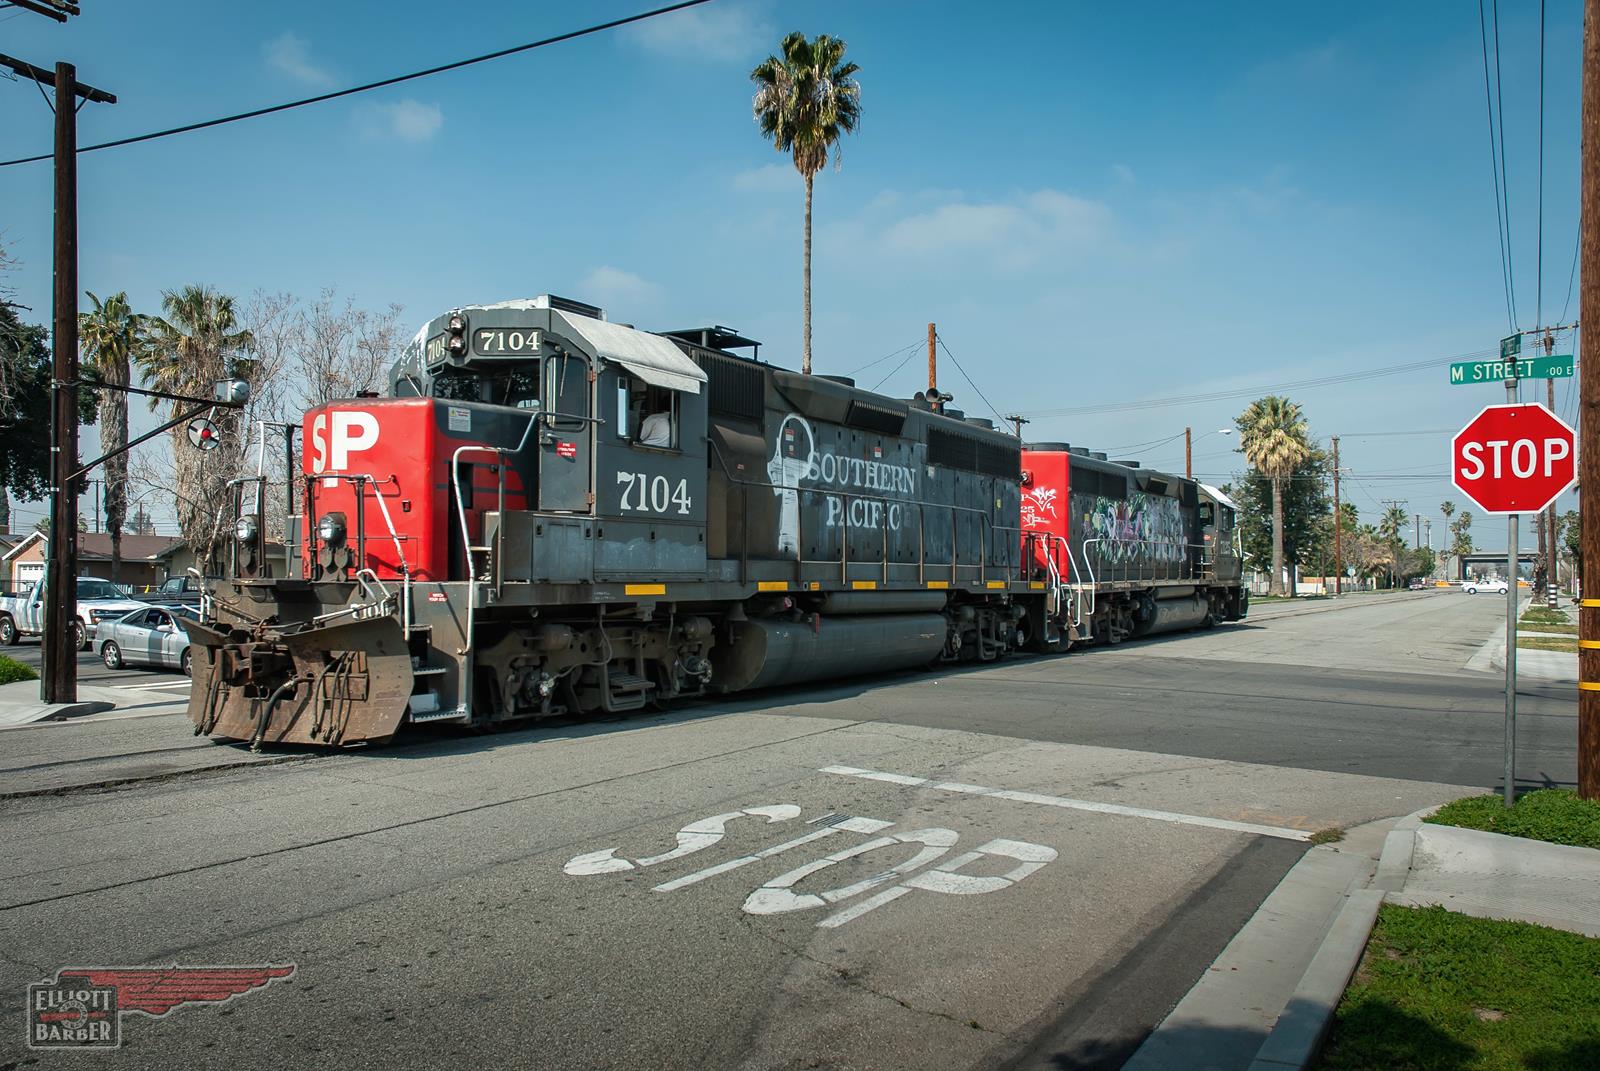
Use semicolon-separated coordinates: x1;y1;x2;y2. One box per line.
579;266;664;312
358;99;444;143
874;190;1114;271
263;31;333;87
731;163;796;193
622;2;773;63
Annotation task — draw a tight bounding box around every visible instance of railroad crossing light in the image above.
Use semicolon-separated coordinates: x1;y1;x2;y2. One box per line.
447;311;469;356
187;418;221;451
214;377;251;406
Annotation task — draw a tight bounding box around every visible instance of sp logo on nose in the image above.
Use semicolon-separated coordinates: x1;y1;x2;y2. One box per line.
309;411;380;473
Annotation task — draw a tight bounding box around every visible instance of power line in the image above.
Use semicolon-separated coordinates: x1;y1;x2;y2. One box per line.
1492;0;1518;326
0;0;715;168
1536;0;1546;327
1012;349;1493;417
1479;0;1517;330
869;347;921;392
936;336;1005;425
845;339;923;378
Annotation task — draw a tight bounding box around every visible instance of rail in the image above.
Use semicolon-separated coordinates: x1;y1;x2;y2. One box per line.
300;472;415;637
1080;538;1210;585
450;414;538;658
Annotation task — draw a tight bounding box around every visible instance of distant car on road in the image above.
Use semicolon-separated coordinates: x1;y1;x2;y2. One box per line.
97;604;198;675
135;575;202;605
1408;578;1426;590
1463;579;1509;595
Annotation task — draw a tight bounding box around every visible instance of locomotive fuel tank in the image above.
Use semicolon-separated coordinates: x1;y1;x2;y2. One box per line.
711;614;947;692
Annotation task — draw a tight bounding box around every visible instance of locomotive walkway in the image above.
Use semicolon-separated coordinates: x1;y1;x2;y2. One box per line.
0;589;1579;1069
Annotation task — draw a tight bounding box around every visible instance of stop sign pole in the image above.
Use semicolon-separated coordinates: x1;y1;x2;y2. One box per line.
1451;394;1580;804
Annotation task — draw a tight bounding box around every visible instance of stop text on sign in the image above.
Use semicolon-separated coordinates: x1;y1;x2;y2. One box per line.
1458;436;1571;480
1450;403;1577;515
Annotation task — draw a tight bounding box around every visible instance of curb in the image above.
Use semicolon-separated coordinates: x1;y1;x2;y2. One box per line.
1244;805;1439;1071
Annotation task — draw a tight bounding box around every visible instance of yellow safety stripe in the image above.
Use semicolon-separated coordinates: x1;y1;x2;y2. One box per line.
1029;581;1046;590
926;581;950;589
986;580;1007;589
852;580;877;590
757;581;788;592
1579;681;1600;691
1582;599;1600;608
624;583;666;596
1579;640;1600;649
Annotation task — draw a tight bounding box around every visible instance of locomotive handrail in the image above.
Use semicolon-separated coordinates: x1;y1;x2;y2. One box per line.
449;412;538;666
1080;538;1209;586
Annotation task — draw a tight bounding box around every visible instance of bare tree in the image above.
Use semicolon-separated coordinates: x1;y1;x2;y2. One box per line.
291;289;405;409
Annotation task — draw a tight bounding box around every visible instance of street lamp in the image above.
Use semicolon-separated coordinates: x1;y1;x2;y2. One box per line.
1185;427;1234;479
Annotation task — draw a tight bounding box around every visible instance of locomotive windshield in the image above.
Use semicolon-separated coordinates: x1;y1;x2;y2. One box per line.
431;366;542;410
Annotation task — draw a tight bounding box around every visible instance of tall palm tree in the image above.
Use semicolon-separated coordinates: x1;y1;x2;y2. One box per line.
79;291;149;583
1378;504;1410;588
751;32;861;376
1236;395;1311;595
139;286;253;567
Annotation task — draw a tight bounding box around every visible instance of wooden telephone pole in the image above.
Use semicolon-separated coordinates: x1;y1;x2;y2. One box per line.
926;323;937;394
1580;0;1598;800
0;54;115;704
1332;436;1342;596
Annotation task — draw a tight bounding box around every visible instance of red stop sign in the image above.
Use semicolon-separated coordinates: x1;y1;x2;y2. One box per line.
1450;403;1576;514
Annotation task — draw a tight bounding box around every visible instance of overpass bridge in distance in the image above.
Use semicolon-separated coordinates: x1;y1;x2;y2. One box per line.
1456;551;1540;580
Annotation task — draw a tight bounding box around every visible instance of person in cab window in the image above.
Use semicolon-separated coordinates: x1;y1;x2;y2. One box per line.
640;408;673;447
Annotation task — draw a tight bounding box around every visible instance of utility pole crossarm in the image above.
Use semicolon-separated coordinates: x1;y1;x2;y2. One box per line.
0;53;114;102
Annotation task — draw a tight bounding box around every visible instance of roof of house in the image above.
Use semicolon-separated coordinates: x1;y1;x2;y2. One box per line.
2;531;183;563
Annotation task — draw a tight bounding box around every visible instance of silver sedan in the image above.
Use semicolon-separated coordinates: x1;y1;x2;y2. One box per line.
98;604;198;675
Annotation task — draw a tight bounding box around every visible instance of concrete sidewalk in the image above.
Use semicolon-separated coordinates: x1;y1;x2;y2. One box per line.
1126;800;1600;1071
0;678;190;727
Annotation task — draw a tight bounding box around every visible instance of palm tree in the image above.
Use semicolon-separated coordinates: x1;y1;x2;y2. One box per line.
751;32;861;376
1236;395;1311;595
1377;504;1410;588
139;286;253;567
79;291;149;583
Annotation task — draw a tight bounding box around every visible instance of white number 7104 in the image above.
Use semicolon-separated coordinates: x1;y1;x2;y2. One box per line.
617;472;691;515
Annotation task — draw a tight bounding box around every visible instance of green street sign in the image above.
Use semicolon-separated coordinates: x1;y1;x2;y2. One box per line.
1450;355;1574;385
1501;334;1522;359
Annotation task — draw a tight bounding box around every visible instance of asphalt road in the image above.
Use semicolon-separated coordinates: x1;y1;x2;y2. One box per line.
0;589;1571;1070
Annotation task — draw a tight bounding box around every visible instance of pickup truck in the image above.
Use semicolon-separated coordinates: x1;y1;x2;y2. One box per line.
135;575;202;605
0;577;148;650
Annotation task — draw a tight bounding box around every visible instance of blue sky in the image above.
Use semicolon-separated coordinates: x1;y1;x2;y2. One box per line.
0;0;1585;552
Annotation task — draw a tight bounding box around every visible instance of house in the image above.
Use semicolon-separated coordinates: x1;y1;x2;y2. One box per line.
2;531;185;591
153;539;291;583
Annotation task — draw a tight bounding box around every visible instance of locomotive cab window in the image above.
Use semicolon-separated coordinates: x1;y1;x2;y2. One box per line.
1199;503;1215;527
619;375;678;450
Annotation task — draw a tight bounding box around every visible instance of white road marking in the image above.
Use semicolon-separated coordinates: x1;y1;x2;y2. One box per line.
743;827;958;916
817;837;1059;929
651;816;892;893
819;765;1314;842
119;679;192;691
564;805;801;876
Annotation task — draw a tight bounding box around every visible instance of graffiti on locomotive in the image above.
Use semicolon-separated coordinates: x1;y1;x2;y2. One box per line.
767;414;918;553
1082;492;1187;564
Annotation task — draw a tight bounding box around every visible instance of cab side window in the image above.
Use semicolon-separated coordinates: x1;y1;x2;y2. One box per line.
618;375;678;450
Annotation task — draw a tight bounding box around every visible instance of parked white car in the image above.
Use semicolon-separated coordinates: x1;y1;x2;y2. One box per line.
0;577;148;650
1463;579;1509;595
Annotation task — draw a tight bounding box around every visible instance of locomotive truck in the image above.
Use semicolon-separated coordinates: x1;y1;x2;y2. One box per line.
188;294;1244;748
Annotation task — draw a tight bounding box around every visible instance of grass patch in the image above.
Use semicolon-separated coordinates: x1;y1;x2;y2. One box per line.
1318;904;1600;1071
1516;636;1577;653
0;654;37;685
1518;622;1578;635
1426;789;1600;850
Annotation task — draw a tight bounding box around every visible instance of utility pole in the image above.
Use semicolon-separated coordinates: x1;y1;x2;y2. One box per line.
1546;330;1560;603
1332;436;1342;596
1414;512;1421;550
0;54;116;705
926;323;937;395
1004;414;1029;440
1579;0;1598;801
1185;427;1192;479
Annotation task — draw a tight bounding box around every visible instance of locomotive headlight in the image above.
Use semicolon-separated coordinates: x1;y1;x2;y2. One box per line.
446;311;469;355
317;512;347;546
234;515;259;543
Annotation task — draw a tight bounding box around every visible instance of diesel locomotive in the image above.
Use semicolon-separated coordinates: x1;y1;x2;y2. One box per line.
188;294;1244;747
